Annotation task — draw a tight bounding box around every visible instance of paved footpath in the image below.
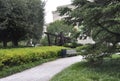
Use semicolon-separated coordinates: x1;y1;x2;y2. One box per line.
0;56;82;81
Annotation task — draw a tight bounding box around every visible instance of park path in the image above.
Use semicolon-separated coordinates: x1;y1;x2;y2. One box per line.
0;56;82;81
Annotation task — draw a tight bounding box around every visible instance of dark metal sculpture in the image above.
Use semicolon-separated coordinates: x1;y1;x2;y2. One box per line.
44;32;70;46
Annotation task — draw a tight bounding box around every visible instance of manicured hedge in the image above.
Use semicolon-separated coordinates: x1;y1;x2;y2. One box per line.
0;46;65;69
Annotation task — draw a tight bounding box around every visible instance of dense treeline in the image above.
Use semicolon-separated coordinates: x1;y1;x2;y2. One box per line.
0;0;44;47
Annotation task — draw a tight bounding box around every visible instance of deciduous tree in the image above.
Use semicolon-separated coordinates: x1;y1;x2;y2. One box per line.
0;0;44;47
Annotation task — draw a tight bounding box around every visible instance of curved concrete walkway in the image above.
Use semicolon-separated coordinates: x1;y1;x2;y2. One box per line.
0;56;82;81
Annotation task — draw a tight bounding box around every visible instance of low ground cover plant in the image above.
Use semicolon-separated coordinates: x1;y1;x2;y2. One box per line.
0;46;65;69
0;46;65;77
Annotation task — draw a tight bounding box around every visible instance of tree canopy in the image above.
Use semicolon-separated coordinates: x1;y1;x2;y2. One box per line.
58;0;120;62
0;0;44;47
46;20;73;45
47;20;73;36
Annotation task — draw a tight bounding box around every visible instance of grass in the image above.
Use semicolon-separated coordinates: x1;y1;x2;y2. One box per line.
51;54;120;81
112;54;120;59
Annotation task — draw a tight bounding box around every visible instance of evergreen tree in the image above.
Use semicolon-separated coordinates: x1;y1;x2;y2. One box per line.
58;0;120;63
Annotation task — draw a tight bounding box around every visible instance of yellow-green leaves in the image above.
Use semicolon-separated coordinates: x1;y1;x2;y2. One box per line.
0;46;65;69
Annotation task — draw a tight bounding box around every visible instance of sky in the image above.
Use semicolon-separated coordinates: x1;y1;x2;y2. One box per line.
43;0;93;24
43;0;72;24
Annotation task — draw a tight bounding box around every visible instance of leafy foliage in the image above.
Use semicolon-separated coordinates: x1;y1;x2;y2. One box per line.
0;0;44;47
0;46;65;70
47;20;73;36
47;20;73;45
58;0;120;63
40;36;48;46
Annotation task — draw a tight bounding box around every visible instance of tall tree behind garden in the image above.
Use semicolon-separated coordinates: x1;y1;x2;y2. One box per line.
0;0;44;47
47;20;73;36
25;0;44;44
46;20;73;45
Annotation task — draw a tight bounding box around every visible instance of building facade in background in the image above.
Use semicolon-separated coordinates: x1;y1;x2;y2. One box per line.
52;4;74;22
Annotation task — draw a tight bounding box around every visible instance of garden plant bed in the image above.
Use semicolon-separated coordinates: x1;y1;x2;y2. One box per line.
0;46;65;78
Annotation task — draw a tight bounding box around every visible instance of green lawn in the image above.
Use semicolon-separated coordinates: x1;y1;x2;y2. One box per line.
51;54;120;81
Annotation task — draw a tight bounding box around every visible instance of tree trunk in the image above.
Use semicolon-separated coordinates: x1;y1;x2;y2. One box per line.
3;41;7;47
12;40;18;47
47;34;51;46
59;32;64;46
55;37;58;45
112;42;117;53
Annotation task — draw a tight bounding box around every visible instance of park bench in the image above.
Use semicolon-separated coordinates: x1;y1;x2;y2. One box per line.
61;49;78;57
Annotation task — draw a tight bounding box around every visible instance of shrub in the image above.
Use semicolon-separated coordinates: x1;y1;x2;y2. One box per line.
76;45;90;55
40;36;49;46
0;46;65;69
76;44;113;64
